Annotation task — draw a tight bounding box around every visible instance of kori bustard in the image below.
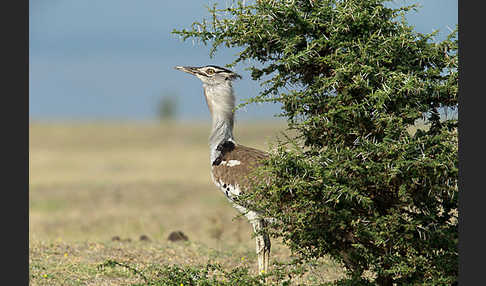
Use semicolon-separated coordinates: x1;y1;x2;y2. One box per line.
175;65;271;274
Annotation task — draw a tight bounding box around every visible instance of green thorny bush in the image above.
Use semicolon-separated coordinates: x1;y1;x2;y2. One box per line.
173;0;458;285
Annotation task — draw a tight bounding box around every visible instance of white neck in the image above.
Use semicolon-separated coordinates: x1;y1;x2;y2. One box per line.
203;82;236;164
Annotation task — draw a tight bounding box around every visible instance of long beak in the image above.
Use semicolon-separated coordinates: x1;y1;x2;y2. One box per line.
174;66;201;76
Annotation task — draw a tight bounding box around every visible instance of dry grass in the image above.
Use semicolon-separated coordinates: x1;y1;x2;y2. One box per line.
29;121;344;285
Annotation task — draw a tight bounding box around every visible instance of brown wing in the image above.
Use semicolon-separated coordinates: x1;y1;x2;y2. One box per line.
211;144;268;194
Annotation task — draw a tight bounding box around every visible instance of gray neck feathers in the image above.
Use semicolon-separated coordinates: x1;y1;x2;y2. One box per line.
203;81;236;164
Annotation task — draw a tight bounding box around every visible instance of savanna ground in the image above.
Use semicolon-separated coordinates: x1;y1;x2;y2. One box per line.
29;121;345;285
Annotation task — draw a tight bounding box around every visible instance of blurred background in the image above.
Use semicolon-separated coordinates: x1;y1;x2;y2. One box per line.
29;1;457;284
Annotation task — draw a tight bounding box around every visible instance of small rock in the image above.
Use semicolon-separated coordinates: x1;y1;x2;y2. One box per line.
111;236;121;241
167;231;188;242
139;234;151;242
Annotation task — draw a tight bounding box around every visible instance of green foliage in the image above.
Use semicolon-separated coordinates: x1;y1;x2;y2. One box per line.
173;0;458;285
97;259;308;286
157;95;178;121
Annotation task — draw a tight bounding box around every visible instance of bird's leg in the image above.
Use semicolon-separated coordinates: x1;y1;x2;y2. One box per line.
263;231;270;274
252;219;271;275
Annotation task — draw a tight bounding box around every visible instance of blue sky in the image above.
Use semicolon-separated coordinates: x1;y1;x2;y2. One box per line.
29;0;458;121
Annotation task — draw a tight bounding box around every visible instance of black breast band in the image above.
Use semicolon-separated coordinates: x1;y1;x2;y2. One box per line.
212;140;235;166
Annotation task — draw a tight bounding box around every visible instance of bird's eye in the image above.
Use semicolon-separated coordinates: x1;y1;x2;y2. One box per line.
206;69;215;75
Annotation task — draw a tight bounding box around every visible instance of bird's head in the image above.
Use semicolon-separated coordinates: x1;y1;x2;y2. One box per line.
174;65;242;86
